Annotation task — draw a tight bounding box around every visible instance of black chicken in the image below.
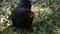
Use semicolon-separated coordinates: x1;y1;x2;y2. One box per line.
10;0;34;30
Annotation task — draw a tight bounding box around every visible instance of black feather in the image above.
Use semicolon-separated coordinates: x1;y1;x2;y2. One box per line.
10;0;33;31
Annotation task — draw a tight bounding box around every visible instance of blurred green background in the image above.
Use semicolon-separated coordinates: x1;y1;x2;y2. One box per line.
0;0;60;34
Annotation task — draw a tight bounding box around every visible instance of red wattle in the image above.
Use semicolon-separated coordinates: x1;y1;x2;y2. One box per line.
31;10;35;15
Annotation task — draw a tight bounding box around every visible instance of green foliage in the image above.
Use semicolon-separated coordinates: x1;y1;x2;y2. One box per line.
0;0;60;34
